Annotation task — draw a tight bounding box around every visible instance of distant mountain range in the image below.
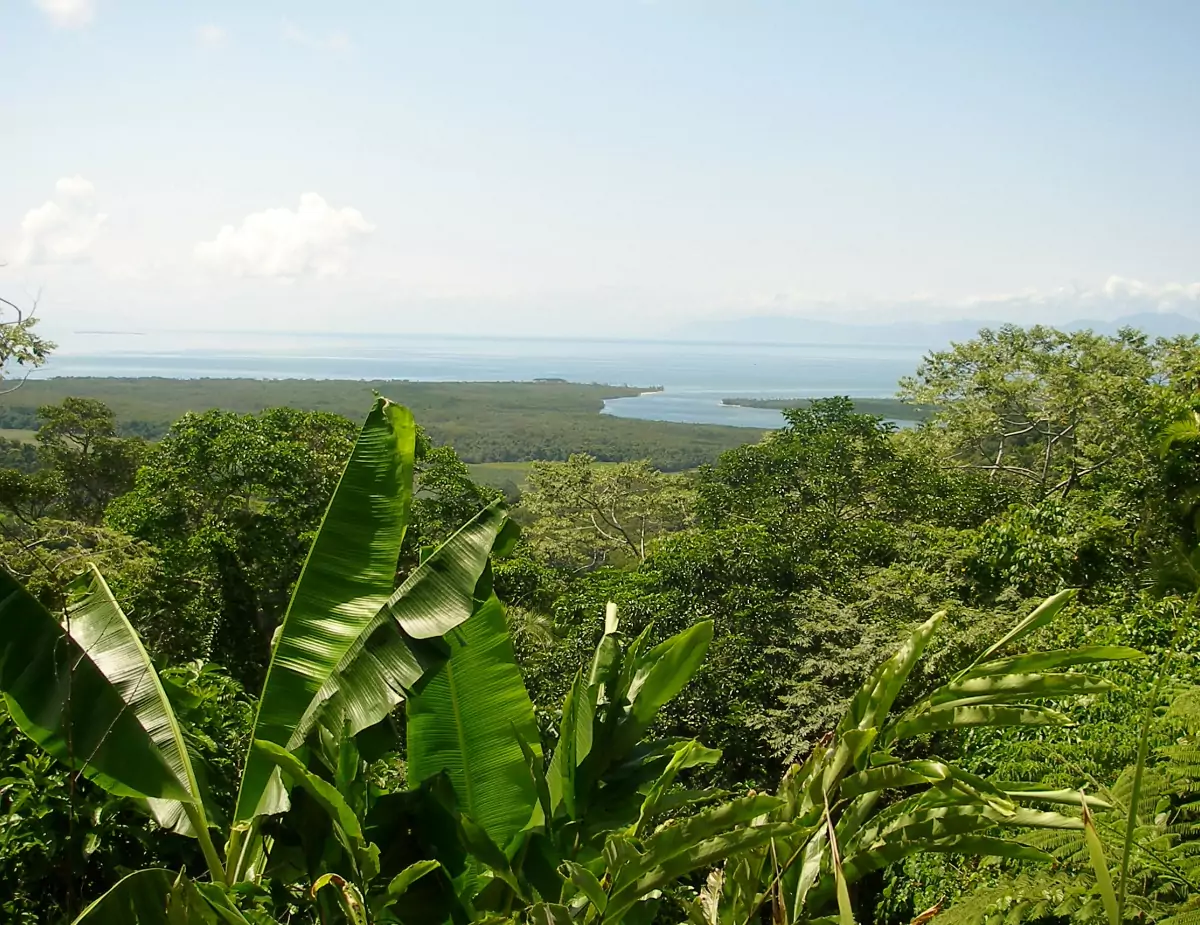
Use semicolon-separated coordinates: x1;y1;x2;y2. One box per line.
676;312;1200;346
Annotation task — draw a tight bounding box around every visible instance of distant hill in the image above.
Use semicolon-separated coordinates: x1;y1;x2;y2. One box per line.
676;312;1200;346
1064;312;1200;338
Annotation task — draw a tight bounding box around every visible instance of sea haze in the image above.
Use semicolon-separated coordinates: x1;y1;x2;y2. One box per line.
39;331;929;429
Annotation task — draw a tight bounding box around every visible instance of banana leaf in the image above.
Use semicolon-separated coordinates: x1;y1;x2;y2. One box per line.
547;668;595;820
289;501;516;748
236;398;417;823
406;593;542;852
0;564;213;847
70;869;228;925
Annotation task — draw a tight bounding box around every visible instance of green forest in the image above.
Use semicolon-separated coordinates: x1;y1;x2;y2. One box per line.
720;397;937;423
4;320;1200;925
0;378;758;473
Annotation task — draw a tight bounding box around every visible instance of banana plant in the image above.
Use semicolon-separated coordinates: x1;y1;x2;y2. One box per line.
0;398;518;923
358;602;794;925
689;589;1144;925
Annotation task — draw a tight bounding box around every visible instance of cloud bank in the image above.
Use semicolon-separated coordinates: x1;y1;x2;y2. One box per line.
745;277;1200;324
13;176;107;265
34;0;94;29
194;193;374;278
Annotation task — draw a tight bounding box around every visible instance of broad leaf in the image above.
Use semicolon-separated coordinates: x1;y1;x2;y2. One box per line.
191;884;260;925
406;594;542;852
967;588;1076;670
826;808;855;925
962;645;1143;678
627;620;714;735
840;760;1011;804
1002;787;1111;810
166;870;220;925
609;822;795;918
887;703;1074;742
312;874;369;925
291;501;516;746
387;859;442;898
70;869;178;924
547;669;595;819
636;794;784;876
561;860;608;912
1082;796;1121;925
636;740;722;833
927;672;1114;706
840;611;944;736
0;565;206;833
236;398;417;822
251;740;366;848
839;834;1053;886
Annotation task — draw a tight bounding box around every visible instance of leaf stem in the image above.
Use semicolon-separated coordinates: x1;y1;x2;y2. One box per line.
184;802;228;885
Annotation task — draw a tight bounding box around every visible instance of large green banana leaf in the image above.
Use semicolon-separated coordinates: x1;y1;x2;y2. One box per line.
0;564;207;833
603;619;714;763
69;869;179;924
237;400;516;825
406;593;542;852
547;669;595;819
288;500;517;746
69;868;232;925
235;398;417;822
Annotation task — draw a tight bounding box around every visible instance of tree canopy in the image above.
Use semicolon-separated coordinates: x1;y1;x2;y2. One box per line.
3;324;1200;923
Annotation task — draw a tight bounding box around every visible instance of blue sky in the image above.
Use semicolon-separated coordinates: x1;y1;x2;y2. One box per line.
3;1;1199;336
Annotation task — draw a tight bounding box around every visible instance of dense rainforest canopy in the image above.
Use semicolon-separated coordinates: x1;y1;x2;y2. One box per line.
3;323;1200;924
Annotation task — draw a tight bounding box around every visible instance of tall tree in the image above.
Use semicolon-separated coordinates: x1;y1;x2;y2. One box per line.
521;454;694;570
106;407;360;680
34;397;145;524
698;397;953;529
900;325;1199;499
0;284;54;390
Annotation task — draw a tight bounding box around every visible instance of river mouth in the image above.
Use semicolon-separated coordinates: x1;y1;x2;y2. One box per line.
601;389;923;429
601;391;787;428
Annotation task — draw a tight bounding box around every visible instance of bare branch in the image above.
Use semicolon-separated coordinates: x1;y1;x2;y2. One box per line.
0;368;34;394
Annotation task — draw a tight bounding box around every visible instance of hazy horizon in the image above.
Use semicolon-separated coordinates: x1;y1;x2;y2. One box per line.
4;2;1199;338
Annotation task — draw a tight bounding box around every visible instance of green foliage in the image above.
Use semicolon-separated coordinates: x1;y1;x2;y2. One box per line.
900;325;1198;501
34;398;146;524
964;499;1135;597
0;434;40;472
0;288;54;385
720;397;936;422
6;321;1200;922
0;378;758;470
385;600;783;925
0;398;517;922
0;663;251;925
694;592;1139;925
932;686;1200;925
522;455;694;569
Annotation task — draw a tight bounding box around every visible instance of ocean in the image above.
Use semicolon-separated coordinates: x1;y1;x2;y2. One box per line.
39;331;930;429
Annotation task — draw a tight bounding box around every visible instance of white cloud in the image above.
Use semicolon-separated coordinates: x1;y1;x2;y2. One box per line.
34;0;94;29
13;176;108;265
948;277;1200;319
194;193;375;279
738;277;1200;325
196;24;226;47
282;19;352;53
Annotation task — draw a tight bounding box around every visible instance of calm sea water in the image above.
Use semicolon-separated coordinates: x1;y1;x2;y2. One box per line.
40;331;928;429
